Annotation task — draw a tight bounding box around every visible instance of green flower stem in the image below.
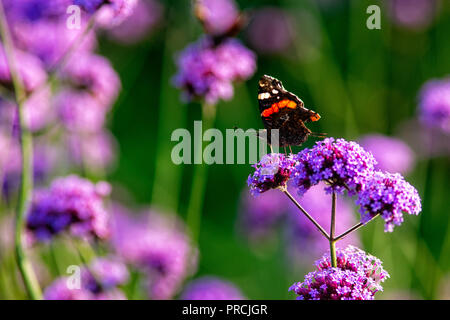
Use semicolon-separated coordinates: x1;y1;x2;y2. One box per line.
282;188;330;240
330;192;337;268
334;213;380;242
186;102;217;244
0;2;42;299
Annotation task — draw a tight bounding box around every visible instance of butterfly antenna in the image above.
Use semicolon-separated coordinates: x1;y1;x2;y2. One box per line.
311;132;327;138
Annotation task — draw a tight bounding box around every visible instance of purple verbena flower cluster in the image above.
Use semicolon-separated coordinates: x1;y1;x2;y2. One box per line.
26;175;111;241
44;257;129;300
74;0;138;27
289;246;389;300
418;76;450;134
292;138;377;196
247;153;296;195
356;171;422;232
111;206;197;299
174;37;256;105
181;276;245;300
195;0;239;36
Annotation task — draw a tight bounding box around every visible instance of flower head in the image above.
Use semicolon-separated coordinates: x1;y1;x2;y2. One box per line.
26;175;111;241
247;153;296;195
195;0;239;36
44;257;128;300
0;44;47;93
356;171;421;232
74;0;138;27
181;276;245;300
359;134;415;175
388;0;438;31
246;8;295;55
173;37;256;104
292;138;377;196
290;246;389;300
111;206;196;299
418;77;450;133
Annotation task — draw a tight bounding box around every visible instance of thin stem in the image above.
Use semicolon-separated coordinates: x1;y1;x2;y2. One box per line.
28;12;98;103
186;103;217;243
0;2;42;299
282;188;330;240
334;213;380;242
330;192;337;268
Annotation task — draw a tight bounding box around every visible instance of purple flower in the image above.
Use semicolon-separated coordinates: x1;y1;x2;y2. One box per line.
418;77;450;134
388;0;438;30
359;134;415;175
181;276;245;300
194;0;239;36
356;171;421;232
285;183;360;264
109;0;162;44
60;53;121;108
67;130;117;171
289;246;389;300
247;153;296;195
26;175;111;241
246;8;295;55
111;206;197;299
173;37;256;104
11;19;96;69
54;90;107;133
238;189;287;241
0;44;47;93
44;257;128;300
74;0;138;27
292;138;377;196
3;0;70;23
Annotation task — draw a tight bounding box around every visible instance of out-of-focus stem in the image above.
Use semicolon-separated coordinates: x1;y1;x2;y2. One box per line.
0;1;42;299
282;188;330;240
330;192;337;268
186;103;216;243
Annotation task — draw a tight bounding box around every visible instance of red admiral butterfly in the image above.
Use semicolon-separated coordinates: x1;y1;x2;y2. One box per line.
258;75;322;148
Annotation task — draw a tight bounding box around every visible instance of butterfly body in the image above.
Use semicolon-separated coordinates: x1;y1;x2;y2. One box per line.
258;75;321;148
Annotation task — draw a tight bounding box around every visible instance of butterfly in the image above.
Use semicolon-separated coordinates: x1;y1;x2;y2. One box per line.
258;75;323;148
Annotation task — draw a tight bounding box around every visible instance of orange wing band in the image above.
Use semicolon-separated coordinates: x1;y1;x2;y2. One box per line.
261;99;297;118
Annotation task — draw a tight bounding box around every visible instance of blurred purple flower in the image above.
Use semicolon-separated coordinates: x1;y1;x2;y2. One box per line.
26;175;111;242
75;0;138;27
60;53;121;108
292;138;377;196
246;8;295;55
388;0;438;30
418;77;450;134
238;189;287;241
67;130;118;171
0;44;47;93
55;90;107;133
109;0;163;44
396;119;450;158
195;0;239;36
111;206;197;299
4;0;70;22
247;153;296;196
44;257;128;300
285;183;359;265
11;19;96;68
356;171;421;232
173;37;256;105
359;134;415;175
289;246;389;300
181;276;245;300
